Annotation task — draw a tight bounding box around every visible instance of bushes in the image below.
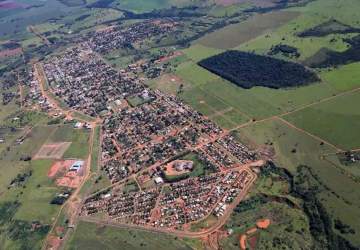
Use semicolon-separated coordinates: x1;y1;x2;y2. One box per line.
198;50;319;89
307;35;360;68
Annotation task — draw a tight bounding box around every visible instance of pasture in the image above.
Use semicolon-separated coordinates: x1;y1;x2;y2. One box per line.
221;202;311;250
236;0;360;61
0;125;57;161
176;69;339;120
284;91;360;150
320;62;360;91
65;221;195;250
195;11;299;49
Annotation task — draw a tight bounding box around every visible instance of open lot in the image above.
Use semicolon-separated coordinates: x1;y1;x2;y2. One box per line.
34;142;72;160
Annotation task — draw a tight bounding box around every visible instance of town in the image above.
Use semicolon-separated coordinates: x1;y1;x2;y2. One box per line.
25;18;263;234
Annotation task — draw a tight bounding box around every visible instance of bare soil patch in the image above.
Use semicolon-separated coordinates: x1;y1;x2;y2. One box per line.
34;142;72;160
0;47;22;58
256;218;271;229
48;159;85;188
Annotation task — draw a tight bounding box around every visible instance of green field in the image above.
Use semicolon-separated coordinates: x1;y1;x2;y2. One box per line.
0;125;57;161
65;221;196;250
196;11;299;49
236;0;360;61
320;62;360;91
0;158;61;249
284;91;360;150
47;125;91;159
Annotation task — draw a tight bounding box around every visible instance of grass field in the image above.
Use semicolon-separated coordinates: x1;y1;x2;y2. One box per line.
236;0;360;61
284;91;360;150
196;11;299;49
65;221;195;250
12;160;60;223
48;125;91;159
324;153;360;180
0;125;57;161
320;62;360;91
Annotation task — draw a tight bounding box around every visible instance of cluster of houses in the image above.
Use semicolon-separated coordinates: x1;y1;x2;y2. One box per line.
81;168;254;229
28;18;263;232
101;89;231;184
83;19;178;54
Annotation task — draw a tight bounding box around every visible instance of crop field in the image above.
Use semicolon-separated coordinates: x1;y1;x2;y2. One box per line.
65;221;196;250
195;11;299;49
236;118;360;245
283;91;360;150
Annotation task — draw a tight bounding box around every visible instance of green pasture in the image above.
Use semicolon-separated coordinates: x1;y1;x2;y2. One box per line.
195;11;299;49
284;91;360;150
65;221;195;250
320;62;360;91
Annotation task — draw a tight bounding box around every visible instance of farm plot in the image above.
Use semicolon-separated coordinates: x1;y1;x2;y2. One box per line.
283;91;360;150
